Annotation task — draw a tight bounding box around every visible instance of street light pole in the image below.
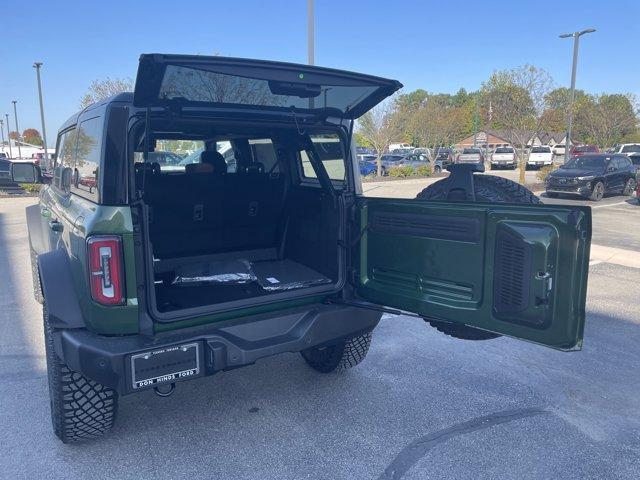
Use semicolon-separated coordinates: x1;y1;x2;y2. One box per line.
12;100;22;159
559;28;596;165
0;119;5;154
33;62;50;170
4;114;12;158
307;0;314;66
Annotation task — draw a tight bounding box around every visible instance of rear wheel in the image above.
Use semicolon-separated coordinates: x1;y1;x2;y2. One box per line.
589;181;605;201
301;332;372;373
623;178;637;196
416;174;540;340
433;165;442;174
44;303;118;443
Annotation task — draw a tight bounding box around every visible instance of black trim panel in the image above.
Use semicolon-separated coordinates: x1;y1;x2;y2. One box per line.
369;211;481;243
38;250;86;329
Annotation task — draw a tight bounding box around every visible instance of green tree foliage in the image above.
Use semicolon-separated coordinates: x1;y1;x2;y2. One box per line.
575;94;637;147
22;128;43;146
482;65;553;183
357;102;402;176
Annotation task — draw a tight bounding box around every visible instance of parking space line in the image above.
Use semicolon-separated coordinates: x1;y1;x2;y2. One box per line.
591;201;632;209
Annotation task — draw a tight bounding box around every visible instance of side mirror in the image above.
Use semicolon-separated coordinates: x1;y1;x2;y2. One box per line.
11;162;42;184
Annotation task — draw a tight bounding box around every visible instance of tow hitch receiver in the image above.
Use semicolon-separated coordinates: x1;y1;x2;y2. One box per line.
130;342;201;390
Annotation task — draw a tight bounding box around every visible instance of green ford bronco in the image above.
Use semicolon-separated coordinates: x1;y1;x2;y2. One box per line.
12;54;591;443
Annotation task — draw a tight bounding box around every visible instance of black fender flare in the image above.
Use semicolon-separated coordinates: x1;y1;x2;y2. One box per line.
38;249;86;329
26;204;46;254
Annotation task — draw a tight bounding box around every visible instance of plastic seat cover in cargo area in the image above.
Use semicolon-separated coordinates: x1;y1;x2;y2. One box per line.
170;258;331;292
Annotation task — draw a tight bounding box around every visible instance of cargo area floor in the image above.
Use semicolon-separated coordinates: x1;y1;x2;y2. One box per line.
155;258;332;313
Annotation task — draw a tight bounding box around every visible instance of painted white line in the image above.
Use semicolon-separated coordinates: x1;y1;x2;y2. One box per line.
589;260;603;266
591;201;631;209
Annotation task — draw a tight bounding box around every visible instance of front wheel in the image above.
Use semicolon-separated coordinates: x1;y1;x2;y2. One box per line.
589;181;605;201
301;332;372;373
433;165;442;174
416;175;541;340
44;303;118;443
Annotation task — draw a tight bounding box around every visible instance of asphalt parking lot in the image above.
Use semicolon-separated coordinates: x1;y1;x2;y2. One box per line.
1;194;639;479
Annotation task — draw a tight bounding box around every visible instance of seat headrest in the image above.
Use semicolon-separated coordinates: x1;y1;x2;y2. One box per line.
200;151;227;174
185;163;215;174
239;162;265;174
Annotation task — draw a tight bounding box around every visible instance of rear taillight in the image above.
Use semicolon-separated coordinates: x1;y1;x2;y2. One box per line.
87;236;125;306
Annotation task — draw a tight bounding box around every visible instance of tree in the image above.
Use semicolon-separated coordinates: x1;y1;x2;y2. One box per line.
353;131;372;149
357;102;402;176
22;128;43;146
80;77;134;108
409;95;467;165
575;93;637;148
9;131;19;140
482;65;553;184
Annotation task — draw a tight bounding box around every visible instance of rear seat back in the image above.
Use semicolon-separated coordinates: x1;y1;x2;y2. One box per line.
144;165;285;258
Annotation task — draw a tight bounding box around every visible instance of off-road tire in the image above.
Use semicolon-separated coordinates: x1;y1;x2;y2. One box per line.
623;178;637;196
30;247;43;304
589;181;605;201
416;174;540;340
416;173;541;205
301;332;372;373
434;165;442;174
44;303;118;443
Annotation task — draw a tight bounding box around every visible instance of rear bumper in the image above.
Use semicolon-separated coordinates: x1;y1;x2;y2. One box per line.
54;303;382;395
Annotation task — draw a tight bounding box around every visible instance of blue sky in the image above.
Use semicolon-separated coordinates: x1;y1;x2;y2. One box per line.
2;0;638;146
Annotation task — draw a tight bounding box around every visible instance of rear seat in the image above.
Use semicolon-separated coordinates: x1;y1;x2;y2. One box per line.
143;162;285;259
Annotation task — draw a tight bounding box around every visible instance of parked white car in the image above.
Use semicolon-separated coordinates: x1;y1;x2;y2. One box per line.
552;144;566;156
388;143;413;152
489;147;517;169
527;146;554;168
610;143;640;157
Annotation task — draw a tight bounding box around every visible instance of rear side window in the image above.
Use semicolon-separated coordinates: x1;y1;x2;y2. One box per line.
299;134;345;182
71;116;103;202
617;156;632;169
249;139;279;173
54;128;78;194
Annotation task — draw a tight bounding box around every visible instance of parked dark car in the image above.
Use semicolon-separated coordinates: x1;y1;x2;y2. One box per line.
434;148;454;165
356;146;374;155
545;153;637;201
357;154;377;176
570;145;599;157
0;157;10;180
377;154;404;174
397;153;444;173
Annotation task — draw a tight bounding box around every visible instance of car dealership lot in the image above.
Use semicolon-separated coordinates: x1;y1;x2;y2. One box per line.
1;196;639;479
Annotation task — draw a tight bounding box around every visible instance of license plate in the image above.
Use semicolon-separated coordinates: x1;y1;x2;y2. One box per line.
131;342;200;389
